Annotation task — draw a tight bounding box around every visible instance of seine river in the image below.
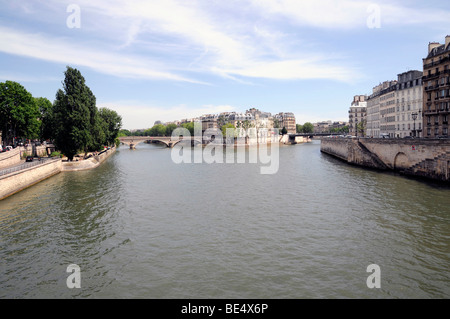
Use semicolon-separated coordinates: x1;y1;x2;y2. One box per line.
0;140;449;299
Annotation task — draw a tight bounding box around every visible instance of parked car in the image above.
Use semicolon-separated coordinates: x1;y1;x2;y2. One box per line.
26;156;41;162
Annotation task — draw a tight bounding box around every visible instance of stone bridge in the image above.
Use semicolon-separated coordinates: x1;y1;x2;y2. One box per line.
119;136;203;149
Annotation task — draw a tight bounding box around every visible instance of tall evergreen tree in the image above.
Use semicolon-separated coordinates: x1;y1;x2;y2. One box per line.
53;67;97;160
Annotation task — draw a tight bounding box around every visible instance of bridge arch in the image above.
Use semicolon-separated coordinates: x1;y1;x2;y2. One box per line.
394;152;410;171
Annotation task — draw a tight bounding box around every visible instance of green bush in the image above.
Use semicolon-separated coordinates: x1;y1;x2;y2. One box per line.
50;151;62;158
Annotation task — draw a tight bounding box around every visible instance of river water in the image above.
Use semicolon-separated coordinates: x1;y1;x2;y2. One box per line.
0;140;449;299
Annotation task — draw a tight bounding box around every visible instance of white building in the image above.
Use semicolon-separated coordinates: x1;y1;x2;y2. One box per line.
395;70;423;138
349;95;367;136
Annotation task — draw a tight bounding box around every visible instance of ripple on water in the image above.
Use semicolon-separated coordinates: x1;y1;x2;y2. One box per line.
0;143;449;298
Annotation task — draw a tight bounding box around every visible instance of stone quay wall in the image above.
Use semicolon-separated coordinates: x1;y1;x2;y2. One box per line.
61;147;116;172
0;148;21;170
0;159;62;200
0;147;116;200
321;138;450;182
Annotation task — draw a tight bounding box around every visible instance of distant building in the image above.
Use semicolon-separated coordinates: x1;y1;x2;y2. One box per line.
200;114;219;132
227;112;256;129
274;112;296;134
349;95;367;136
314;121;332;134
247;108;273;129
422;36;450;138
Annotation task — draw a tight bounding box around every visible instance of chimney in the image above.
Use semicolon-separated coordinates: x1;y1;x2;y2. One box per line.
446;35;450;49
428;42;441;54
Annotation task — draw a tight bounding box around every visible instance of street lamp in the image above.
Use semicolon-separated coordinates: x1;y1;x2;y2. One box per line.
412;111;421;137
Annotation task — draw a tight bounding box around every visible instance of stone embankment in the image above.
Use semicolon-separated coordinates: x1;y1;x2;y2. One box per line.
0;147;116;200
0;158;62;200
321;138;450;182
61;147;116;171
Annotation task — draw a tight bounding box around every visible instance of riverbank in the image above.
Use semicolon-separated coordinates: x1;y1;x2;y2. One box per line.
321;138;450;182
61;147;116;171
0;146;116;200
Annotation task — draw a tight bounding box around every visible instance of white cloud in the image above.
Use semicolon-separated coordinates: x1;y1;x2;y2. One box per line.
0;26;207;85
250;0;450;29
0;72;60;83
11;0;360;83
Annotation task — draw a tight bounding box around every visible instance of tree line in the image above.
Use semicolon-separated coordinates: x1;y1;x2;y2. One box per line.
0;66;122;160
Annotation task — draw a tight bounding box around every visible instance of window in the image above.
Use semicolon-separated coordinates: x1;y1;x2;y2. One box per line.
427;128;431;136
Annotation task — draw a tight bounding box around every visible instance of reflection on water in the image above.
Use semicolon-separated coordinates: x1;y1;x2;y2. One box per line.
0;141;449;298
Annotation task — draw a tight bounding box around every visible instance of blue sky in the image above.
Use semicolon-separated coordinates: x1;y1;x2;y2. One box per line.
1;0;449;130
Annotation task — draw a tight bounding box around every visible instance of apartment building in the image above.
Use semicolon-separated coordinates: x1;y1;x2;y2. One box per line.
366;81;398;138
379;81;398;138
395;70;423;138
348;95;367;136
422;36;450;138
274;112;296;134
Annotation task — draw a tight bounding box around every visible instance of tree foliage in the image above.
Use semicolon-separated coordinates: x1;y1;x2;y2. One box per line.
302;122;314;133
36;97;54;141
221;123;235;136
52;66;121;160
0;81;40;145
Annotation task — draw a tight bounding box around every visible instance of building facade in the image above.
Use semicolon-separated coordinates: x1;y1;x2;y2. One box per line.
422;36;450;138
348;95;367;136
366;85;381;138
395;70;423;138
275;112;296;134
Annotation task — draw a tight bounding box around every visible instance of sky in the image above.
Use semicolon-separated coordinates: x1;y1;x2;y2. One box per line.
0;0;449;130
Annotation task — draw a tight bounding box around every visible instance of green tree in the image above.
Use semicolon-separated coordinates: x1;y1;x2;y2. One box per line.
118;129;131;137
35;97;54;141
273;118;280;129
165;123;178;136
0;81;40;146
98;107;122;146
356;120;366;137
181;122;195;136
302;122;314;133
148;124;166;136
52;66;97;160
221;123;235;136
296;124;303;133
281;126;288;135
